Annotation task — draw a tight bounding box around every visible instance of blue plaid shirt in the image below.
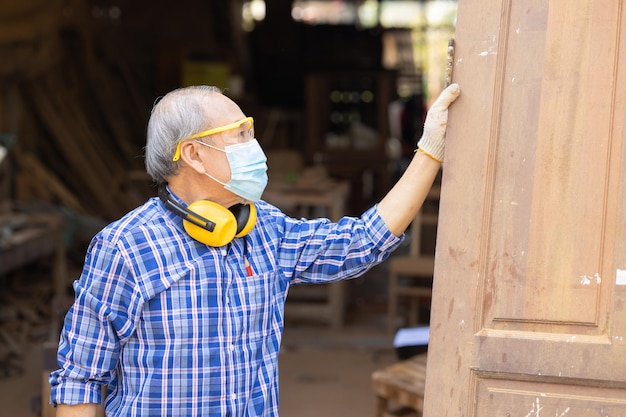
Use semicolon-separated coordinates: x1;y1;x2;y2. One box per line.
50;193;402;416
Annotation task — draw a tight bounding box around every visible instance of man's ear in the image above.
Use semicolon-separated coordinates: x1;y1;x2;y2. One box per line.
178;141;207;174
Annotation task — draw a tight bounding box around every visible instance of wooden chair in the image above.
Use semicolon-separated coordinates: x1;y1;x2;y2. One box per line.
371;352;428;417
387;187;439;333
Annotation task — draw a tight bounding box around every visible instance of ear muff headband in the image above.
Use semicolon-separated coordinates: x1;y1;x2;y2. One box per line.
158;185;256;246
158;185;217;231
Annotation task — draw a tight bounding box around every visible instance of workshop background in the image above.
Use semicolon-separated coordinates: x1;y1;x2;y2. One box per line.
0;1;456;416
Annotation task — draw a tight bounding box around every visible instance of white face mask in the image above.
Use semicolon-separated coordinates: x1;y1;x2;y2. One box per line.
197;139;268;202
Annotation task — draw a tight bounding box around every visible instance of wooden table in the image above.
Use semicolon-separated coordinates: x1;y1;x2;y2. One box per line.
371;352;428;417
263;174;350;329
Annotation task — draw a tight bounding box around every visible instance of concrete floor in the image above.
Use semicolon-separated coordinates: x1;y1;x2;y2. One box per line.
280;320;399;417
0;260;417;417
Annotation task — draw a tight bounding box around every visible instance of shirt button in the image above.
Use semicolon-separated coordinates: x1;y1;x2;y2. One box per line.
230;344;235;352
231;393;237;400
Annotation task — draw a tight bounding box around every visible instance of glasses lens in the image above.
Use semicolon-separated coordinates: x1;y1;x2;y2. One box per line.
222;119;255;144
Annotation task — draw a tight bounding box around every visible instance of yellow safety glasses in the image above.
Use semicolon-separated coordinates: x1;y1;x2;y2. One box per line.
173;117;254;161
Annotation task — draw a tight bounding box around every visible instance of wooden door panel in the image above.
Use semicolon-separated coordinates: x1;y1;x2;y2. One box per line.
476;378;626;416
491;0;618;326
424;0;626;416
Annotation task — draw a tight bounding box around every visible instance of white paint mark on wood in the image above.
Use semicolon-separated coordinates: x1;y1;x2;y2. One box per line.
478;49;497;57
580;273;601;285
524;397;543;417
522;398;571;417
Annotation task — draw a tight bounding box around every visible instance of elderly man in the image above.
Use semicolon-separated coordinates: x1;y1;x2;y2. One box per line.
50;83;460;416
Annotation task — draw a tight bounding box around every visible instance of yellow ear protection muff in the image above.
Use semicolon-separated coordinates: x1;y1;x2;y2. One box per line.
158;184;257;246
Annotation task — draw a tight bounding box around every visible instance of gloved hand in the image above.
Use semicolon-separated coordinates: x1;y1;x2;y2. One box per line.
416;83;461;163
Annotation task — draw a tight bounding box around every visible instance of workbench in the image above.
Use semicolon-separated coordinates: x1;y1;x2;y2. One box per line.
0;211;67;341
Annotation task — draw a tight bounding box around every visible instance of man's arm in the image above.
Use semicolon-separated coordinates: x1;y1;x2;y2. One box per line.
55;403;98;417
377;83;460;236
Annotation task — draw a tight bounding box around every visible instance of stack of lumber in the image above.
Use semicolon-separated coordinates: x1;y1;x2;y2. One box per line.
0;0;156;221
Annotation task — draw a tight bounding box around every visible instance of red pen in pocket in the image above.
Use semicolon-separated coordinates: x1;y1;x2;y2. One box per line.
244;256;253;277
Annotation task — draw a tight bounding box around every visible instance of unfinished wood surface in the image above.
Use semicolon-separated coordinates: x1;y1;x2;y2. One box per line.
425;1;626;416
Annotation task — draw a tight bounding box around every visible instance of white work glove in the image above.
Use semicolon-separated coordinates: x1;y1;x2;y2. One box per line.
416;83;461;163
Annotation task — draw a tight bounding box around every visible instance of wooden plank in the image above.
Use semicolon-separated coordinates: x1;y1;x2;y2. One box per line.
15;152;85;213
26;77;122;218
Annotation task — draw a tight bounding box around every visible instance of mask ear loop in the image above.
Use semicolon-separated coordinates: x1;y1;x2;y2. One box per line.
195;140;230;187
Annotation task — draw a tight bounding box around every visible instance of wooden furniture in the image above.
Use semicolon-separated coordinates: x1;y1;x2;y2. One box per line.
387;187;439;333
372;352;428;417
0;211;67;341
263;166;350;329
304;70;395;214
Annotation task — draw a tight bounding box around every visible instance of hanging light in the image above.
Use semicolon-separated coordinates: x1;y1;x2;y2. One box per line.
242;0;266;31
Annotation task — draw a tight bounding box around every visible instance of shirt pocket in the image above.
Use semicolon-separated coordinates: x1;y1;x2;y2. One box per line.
232;270;280;341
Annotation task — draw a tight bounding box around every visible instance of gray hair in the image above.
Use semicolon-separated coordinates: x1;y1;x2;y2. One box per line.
145;85;223;183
